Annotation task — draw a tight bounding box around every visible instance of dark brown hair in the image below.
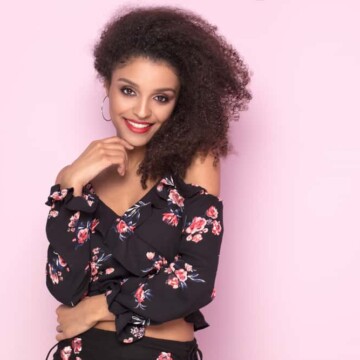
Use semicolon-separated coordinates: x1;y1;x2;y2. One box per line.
93;5;253;189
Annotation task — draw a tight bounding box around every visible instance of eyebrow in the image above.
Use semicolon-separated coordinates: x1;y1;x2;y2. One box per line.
116;77;177;94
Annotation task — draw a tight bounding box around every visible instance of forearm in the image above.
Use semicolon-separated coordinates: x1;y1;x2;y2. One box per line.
87;294;116;322
55;165;83;196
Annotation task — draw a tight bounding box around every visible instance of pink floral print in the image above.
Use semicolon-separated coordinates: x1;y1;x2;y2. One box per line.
159;177;185;228
84;247;112;282
45;172;224;347
164;255;205;289
71;337;82;353
67;212;99;249
184;203;222;243
133;283;153;309
47;251;70;285
156;352;173;360
112;201;149;241
59;337;82;359
142;252;169;275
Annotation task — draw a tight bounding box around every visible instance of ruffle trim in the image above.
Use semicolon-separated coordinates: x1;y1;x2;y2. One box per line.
45;183;99;213
105;283;209;344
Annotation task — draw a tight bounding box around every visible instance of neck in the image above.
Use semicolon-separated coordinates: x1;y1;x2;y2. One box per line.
124;144;147;176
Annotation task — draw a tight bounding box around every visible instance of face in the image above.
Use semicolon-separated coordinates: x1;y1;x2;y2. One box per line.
105;56;181;148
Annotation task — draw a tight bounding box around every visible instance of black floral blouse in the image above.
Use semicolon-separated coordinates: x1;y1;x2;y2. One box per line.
45;172;224;344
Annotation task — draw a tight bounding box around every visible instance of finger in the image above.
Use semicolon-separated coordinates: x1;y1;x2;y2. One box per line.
100;151;129;169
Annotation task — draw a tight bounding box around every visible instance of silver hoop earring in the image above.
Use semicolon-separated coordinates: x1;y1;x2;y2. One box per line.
101;95;111;121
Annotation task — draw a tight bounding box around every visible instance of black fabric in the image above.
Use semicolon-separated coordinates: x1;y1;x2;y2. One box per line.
45;172;224;346
46;327;203;360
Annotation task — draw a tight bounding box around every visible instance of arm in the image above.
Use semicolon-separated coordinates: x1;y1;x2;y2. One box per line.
45;167;99;306
69;154;222;342
103;189;224;343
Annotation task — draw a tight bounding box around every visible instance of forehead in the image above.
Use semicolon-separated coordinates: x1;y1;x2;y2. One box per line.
112;56;180;88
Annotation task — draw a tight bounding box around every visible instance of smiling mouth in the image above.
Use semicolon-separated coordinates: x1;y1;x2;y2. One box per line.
123;117;154;133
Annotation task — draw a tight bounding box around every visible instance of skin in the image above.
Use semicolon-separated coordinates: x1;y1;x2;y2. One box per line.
54;56;220;342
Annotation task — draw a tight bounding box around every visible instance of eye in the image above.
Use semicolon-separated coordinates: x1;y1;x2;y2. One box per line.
120;87;135;96
155;95;169;103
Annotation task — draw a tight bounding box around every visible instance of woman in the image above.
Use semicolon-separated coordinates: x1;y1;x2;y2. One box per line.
45;5;252;360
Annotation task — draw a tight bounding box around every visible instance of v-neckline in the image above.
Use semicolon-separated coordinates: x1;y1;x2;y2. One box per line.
87;176;163;219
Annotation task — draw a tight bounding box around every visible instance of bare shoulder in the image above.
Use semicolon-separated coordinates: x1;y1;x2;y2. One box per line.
184;151;221;197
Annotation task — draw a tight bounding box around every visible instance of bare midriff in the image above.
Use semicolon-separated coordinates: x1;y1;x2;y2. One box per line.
94;318;195;341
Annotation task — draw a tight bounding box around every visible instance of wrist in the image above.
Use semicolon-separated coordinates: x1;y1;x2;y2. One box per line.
88;294;115;323
60;167;83;196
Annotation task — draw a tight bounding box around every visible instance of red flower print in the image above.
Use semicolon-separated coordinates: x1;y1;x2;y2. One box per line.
48;264;59;285
191;233;203;243
116;219;129;234
162;212;179;226
156;352;173;360
51;188;68;201
186;216;207;235
60;345;72;360
206;205;218;219
212;220;222;235
71;337;82;354
90;218;99;232
175;269;188;282
154;258;167;270
169;189;184;207
69;211;80;227
165;259;205;290
166;275;179;289
135;284;146;304
77;228;89;244
105;267;114;274
58;254;67;267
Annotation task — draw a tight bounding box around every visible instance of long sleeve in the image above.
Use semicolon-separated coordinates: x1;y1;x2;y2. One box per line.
45;183;99;306
105;192;224;343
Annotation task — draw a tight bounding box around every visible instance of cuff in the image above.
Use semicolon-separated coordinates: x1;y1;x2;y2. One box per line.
45;183;99;213
105;282;150;344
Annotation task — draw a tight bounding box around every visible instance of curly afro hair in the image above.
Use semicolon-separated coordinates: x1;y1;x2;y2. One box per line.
93;4;253;189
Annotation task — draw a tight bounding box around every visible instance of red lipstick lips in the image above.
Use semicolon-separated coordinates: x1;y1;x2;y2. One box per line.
124;117;153;134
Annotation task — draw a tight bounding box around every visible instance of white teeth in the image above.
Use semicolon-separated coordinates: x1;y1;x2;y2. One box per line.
127;119;151;128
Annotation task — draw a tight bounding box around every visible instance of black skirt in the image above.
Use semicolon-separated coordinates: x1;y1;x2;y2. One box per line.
45;327;203;360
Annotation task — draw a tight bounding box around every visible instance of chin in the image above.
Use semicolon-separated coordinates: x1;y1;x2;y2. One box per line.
116;124;161;146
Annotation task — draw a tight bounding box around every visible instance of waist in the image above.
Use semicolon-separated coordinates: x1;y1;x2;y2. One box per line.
94;317;195;341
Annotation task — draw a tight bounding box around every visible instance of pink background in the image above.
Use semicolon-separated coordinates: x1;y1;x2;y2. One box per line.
1;0;359;358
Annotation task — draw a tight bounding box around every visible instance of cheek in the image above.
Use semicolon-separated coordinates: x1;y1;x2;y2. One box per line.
109;98;131;113
157;104;176;122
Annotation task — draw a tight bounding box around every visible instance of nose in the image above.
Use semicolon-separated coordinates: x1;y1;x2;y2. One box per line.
133;97;152;119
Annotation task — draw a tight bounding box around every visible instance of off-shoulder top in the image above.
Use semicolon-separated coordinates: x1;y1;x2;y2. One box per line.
45;172;224;344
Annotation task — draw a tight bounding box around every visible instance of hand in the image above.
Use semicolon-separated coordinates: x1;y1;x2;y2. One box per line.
59;135;135;190
55;296;98;341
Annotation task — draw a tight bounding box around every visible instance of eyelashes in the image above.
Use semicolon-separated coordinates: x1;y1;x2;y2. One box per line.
120;87;170;103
